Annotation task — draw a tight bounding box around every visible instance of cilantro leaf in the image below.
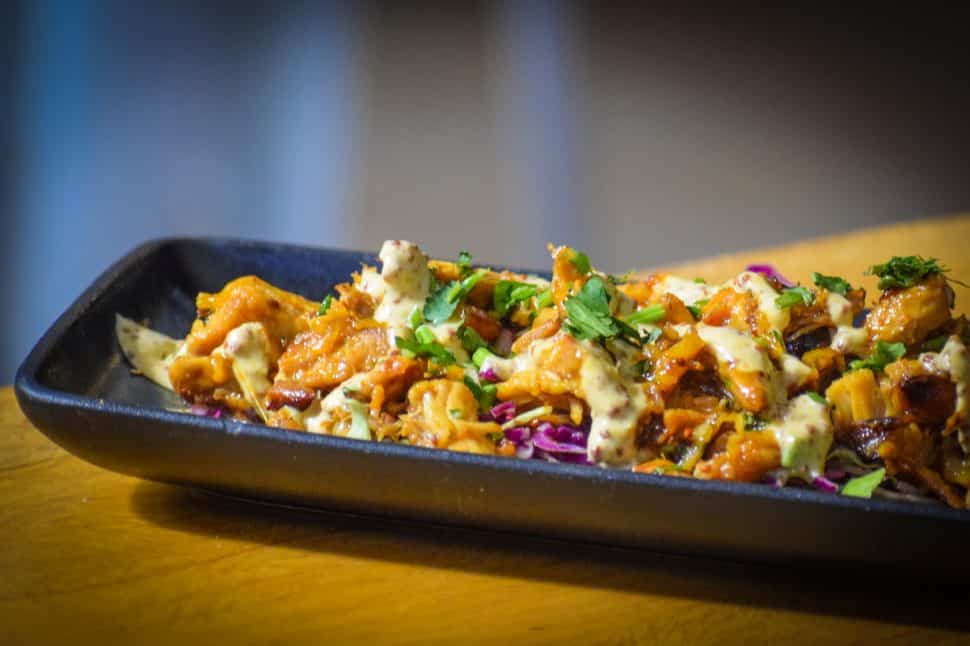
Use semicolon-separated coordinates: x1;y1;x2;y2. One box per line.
775;286;815;309
493;280;539;317
534;288;553;309
317;294;333;316
424;269;488;324
867;256;943;290
456;250;473;277
841;467;886;498
570;250;591;275
812;272;852;296
626;304;665;326
848;341;906;373
458;325;488;354
395;335;456;365
563;277;617;341
463;375;496;411
743;413;766;431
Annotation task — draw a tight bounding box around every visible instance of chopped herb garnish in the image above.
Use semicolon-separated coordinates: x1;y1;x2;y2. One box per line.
449;409;463;419
743;413;766;431
395;335;456;365
424;269;488;324
463;376;496;411
806;391;828;406
459;325;487;354
570;250;592;275
848;340;906;373
626;303;665;326
867;256;943;290
456;250;473;277
487;431;505;443
812;272;852;296
408;305;424;329
693;277;706;284
563;277;618;341
609;270;634;284
841;467;886;498
415;325;437;345
775;286;815;309
642;327;663;344
493;280;539;317
317;294;333;316
535;288;553;309
472;346;493;368
685;299;710;320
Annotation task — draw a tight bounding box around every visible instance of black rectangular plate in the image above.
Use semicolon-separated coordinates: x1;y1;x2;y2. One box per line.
15;238;970;575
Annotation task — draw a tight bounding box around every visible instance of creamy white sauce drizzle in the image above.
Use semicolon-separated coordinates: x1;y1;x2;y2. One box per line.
581;340;647;466
654;275;719;307
216;322;272;398
303;372;367;435
780;353;814;392
696;323;772;374
921;336;970;439
831;326;869;356
826;292;853;326
825;292;868;356
374;240;431;341
115;314;183;390
695;323;785;411
730;271;789;333
767;393;833;477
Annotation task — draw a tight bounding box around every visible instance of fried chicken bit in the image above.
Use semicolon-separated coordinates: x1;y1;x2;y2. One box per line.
168;276;317;408
269;303;388;400
401;379;501;454
865;274;952;348
692;430;781;482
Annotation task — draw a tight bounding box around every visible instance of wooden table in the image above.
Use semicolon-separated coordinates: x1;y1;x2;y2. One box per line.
3;216;970;645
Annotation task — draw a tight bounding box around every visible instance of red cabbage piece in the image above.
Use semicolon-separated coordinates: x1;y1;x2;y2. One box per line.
479;367;500;383
489;401;516;422
189;404;222;419
745;263;795;288
532;423;586;454
812;476;839;493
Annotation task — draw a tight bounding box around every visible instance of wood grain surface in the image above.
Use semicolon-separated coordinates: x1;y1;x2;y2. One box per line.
3;216;970;645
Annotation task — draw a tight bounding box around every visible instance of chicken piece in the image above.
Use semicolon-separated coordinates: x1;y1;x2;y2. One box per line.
549;244;588;307
181;276;316;358
801;348;845;393
825;368;889;430
510;307;561;354
401;379;501;454
651;330;708;395
498;332;584;404
701;287;768;339
884;358;957;430
865;274;952;347
694;324;785;413
692;430;781;482
168;276;317;407
268;304;389;407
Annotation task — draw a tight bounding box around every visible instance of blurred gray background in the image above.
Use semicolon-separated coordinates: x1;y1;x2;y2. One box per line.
2;1;969;382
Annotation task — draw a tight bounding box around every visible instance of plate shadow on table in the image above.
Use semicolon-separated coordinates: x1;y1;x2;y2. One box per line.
130;480;968;632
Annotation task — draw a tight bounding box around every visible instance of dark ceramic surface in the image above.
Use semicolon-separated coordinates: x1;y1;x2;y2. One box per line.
15;238;970;575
